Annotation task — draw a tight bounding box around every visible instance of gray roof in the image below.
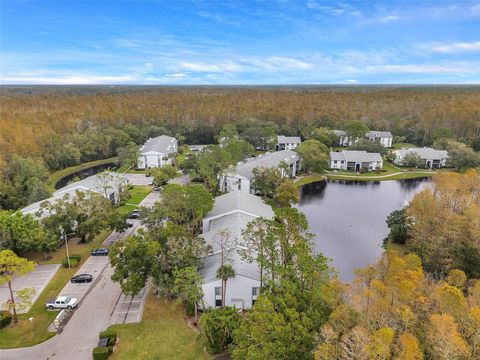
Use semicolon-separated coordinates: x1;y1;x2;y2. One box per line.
333;130;392;138
21;173;125;215
277;135;301;144
395;147;448;160
366;131;393;138
205;191;275;219
199;251;260;283
140;135;177;154
330;150;383;163
234;150;300;181
202;212;258;252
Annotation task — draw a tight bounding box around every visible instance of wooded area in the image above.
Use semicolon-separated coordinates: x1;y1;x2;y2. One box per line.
1;86;480;169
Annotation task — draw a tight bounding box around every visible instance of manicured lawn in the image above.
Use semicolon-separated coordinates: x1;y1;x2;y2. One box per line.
117;186;152;214
108;296;210;360
176;147;192;166
47;157;117;191
1;231;110;349
295;174;325;187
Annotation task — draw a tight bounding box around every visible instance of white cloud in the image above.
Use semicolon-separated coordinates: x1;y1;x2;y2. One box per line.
0;74;140;85
165;73;187;77
344;79;357;84
424;41;480;53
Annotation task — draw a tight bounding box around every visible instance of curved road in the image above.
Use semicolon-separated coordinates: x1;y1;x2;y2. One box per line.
0;265;122;360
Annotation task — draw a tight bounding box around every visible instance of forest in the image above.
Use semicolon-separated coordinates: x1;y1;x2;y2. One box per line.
1;86;480;168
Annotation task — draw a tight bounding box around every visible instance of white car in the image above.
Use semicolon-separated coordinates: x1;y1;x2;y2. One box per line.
46;296;78;310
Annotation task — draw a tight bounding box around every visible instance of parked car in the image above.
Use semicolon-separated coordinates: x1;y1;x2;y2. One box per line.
128;209;141;219
46;296;78;310
153;186;163;192
71;273;93;283
126;221;134;228
91;248;109;256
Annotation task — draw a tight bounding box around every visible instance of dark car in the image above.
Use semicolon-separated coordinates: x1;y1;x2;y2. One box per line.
91;248;109;256
128;209;141;219
71;273;93;283
126;221;134;228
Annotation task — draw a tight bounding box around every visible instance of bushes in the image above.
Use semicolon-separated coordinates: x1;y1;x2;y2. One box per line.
199;307;243;354
99;329;117;346
0;310;12;328
92;346;111;360
62;254;81;268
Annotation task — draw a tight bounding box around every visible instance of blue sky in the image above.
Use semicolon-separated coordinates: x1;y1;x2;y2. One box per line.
1;0;480;84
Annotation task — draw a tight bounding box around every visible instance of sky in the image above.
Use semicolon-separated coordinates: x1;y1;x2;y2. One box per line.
1;0;480;85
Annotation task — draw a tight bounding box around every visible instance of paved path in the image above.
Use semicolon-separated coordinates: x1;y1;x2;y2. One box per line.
0;264;60;314
0;265;122;360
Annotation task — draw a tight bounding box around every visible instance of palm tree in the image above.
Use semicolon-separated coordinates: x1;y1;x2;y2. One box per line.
216;264;235;307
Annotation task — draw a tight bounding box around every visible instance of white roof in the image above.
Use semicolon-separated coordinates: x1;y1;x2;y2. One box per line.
140;135;177;154
395;147;448;160
277;135;301;144
205;191;274;219
233;150;300;181
200;251;260;283
330;150;383;163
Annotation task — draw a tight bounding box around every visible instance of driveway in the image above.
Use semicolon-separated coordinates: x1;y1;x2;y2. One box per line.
124;173;152;186
58;256;109;303
0;185;160;359
0;265;123;360
0;264;60;314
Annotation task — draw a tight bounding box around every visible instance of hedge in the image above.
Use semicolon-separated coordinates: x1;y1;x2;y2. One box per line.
99;329;117;346
0;310;12;329
92;346;111;360
62;255;81;268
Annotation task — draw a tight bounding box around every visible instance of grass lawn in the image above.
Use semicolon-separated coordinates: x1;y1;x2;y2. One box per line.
0;231;110;349
117;186;152;214
295;174;325;187
47;157;117;191
108;296;210;360
176;147;192;166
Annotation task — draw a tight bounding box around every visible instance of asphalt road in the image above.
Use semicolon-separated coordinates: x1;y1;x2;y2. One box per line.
0;190;162;359
0;265;122;360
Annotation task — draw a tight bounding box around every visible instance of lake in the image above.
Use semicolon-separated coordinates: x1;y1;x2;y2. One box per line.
54;162;116;189
296;178;431;281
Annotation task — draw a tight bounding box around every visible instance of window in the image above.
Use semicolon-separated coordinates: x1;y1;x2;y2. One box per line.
333;160;337;164
215;287;221;296
252;287;259;296
238;180;241;190
215;299;222;307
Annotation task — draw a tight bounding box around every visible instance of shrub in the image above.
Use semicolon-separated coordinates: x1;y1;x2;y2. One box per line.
62;257;80;268
0;310;12;329
100;329;117;346
199;307;243;354
92;346;110;360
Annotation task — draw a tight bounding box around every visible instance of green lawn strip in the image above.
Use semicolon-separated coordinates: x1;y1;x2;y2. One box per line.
108;296;210;360
47;157;118;190
1;231;111;349
326;171;433;181
294;174;326;187
117;186;152;214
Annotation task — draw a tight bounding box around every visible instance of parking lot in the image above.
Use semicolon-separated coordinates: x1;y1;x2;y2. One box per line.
58;256;109;303
110;286;148;324
124;173;153;186
0;263;60;314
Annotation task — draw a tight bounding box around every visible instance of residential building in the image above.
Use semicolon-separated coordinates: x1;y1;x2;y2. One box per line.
330;150;384;172
393;147;449;169
21;173;127;216
137;135;178;169
199;192;274;310
219;150;301;194
333;130;393;147
276;135;301;151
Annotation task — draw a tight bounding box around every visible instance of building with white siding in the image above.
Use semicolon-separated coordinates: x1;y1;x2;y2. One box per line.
137;135;178;169
219;150;301;194
330;150;383;172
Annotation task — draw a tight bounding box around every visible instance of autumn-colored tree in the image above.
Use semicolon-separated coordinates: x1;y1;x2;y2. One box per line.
0;250;35;323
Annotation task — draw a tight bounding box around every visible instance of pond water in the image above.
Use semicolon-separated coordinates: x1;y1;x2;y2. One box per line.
296;178;431;281
54;162;116;189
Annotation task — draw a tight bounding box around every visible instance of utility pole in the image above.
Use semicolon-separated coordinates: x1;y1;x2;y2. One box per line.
62;228;71;269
